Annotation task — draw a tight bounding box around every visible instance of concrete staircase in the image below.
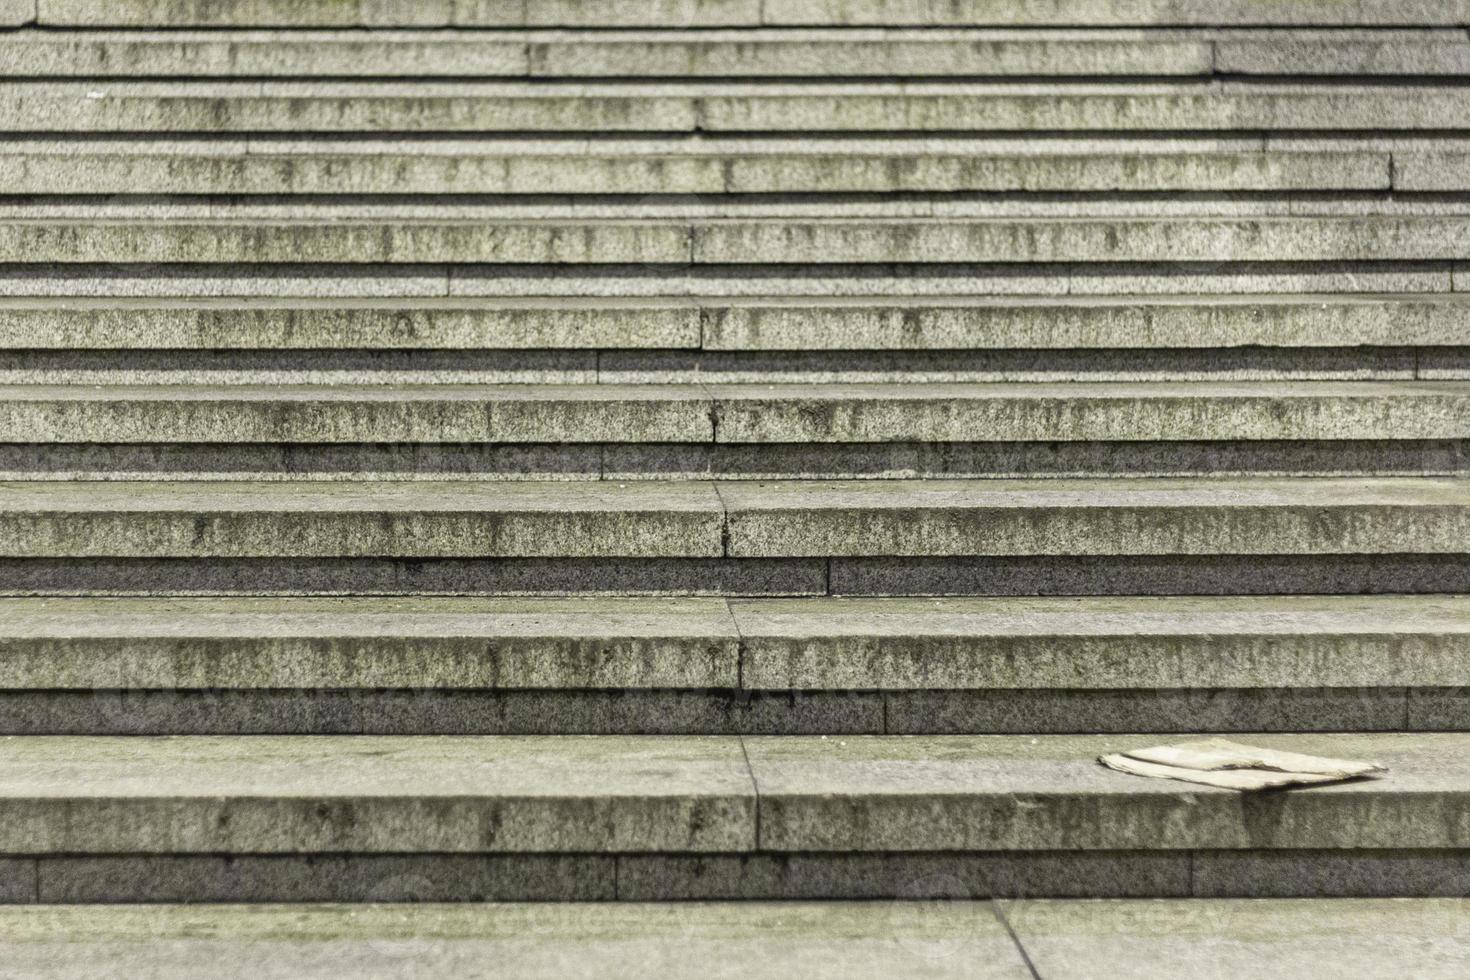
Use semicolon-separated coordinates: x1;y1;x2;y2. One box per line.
0;0;1468;903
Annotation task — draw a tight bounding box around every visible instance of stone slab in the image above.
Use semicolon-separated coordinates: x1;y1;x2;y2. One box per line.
0;735;755;853
1003;898;1470;980
707;381;1470;443
0;384;714;444
732;595;1470;690
1217;39;1470;74
6;83;1469;133
0;148;1386;194
759;2;1470;26
0;902;1030;979
743;733;1470;852
0;597;740;690
1394;153;1470;192
720;477;1470;558
691;217;1470;264
0;221;690;265
0;481;725;558
699;296;1470;351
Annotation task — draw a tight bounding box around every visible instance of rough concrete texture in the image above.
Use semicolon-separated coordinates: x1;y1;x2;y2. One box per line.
4;381;1466;444
721;477;1470;557
1003;899;1470;979
0;735;756;853
6;83;1470;132
0;481;726;558
0;903;1032;979
733;595;1470;690
0;597;741;691
0;148;1389;194
0;31;1216;78
742;733;1470;852
33;0;1470;26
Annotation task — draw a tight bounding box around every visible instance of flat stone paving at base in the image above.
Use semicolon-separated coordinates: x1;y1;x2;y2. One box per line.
0;902;1034;979
1003;898;1470;979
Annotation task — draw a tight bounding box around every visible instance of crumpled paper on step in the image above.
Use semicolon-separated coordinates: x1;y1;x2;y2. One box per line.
1099;738;1387;791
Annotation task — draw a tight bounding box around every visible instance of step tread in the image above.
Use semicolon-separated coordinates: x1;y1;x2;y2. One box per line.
0;732;1460;853
0;595;1464;692
0;902;1027;979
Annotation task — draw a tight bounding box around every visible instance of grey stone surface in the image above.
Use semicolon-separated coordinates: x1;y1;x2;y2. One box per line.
884;689;1412;734
1407;688;1470;730
0;481;724;558
830;554;1470;597
0;859;33;903
758;2;1470;27
721;477;1470;558
0;735;756;853
0;597;740;691
0;384;714;444
743;733;1470;852
1004;898;1470;979
698;296;1470;351
618;851;1190;900
691;217;1470;264
0;299;701;351
0;557;830;598
0;901;1031;979
733;595;1470;691
36;854;613;903
0;690;886;736
0;147;1389;194
0;220;690;265
1396;154;1470;192
706;381;1470;443
1218;38;1470;75
1190;850;1470;898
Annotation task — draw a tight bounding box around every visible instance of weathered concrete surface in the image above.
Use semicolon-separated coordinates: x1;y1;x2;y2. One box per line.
700;296;1470;350
720;477;1470;557
0;221;690;265
732;595;1470;690
0;597;741;690
0;903;1031;979
0;146;1387;194
34;0;1470;26
5;381;1465;444
1394;153;1470;192
1003;899;1470;980
743;733;1470;852
1217;35;1470;74
0;384;714;444
691;217;1470;264
7;83;1470;133
0;481;725;558
0;30;1215;78
0;735;755;853
1;296;1457;352
0;298;701;351
707;382;1470;442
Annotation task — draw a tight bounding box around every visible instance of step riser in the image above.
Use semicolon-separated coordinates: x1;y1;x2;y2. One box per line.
0;299;1462;351
3;441;1466;481
0;688;1436;735
0;555;1464;597
8;88;1470;133
30;0;1470;28
0;850;1464;902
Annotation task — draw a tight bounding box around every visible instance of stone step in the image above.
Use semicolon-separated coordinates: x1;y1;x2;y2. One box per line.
1;382;1465;444
0;143;1394;194
0;29;1219;78
5;29;1469;80
0;903;1030;977
0;596;1458;738
0;296;1458;351
31;0;1470;28
0;733;1461;899
0;477;1458;559
5;82;1468;133
0;215;1465;265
